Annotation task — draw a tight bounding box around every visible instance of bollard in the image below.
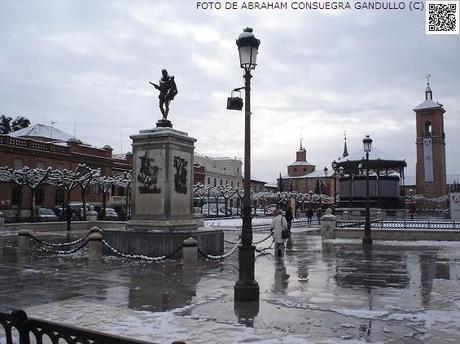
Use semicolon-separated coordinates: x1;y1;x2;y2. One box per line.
88;229;103;262
321;208;337;240
89;226;102;235
17;230;32;256
0;212;4;231
194;213;205;228
87;205;98;222
182;237;198;266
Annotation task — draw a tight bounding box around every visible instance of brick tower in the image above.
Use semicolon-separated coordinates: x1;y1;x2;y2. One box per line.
414;81;447;198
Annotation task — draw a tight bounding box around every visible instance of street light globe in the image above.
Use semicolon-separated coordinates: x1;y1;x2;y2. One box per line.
362;135;373;153
236;27;260;71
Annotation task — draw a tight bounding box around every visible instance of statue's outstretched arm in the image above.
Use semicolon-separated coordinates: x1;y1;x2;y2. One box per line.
149;81;160;90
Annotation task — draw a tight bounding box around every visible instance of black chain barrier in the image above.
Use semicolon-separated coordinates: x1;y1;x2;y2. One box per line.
198;239;240;260
255;238;275;254
23;230;274;262
102;240;183;262
31;237;91;255
25;230;93;248
254;232;273;244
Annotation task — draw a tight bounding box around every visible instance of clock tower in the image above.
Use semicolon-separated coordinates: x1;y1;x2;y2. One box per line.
414;81;446;198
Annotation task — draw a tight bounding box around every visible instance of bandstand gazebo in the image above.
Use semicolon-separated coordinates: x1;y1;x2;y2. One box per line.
334;147;407;210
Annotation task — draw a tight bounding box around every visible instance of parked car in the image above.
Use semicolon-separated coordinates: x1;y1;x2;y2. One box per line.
254;208;266;217
38;208;59;222
104;207;119;220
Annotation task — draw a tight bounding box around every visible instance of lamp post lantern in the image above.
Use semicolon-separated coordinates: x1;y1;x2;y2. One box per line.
234;27;260;302
362;135;373;246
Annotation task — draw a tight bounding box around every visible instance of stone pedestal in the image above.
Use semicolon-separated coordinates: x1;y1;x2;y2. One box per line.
87;206;98;221
128;127;199;231
321;209;337;239
88;230;103;262
17;230;32;256
182;237;198;266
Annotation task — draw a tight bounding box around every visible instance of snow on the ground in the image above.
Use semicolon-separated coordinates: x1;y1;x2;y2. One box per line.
25;300;326;344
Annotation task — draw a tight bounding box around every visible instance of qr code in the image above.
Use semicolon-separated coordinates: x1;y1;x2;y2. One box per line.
426;1;459;34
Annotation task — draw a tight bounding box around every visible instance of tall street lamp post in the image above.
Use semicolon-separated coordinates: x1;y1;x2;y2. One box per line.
332;160;337;204
362;135;373;246
234;27;260;302
338;166;344;205
409;188;415;219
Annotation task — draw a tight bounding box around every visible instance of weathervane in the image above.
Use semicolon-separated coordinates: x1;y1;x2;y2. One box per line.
425;73;431;85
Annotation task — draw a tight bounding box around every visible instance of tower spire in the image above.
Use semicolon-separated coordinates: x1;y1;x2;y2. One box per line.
425;74;433;100
343;131;349;158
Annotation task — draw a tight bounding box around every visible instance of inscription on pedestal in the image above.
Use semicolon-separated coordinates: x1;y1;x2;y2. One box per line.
174;156;188;194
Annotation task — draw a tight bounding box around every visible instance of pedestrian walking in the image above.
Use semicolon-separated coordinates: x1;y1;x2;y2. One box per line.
284;208;293;238
66;204;72;231
316;208;323;225
270;209;288;258
306;208;313;226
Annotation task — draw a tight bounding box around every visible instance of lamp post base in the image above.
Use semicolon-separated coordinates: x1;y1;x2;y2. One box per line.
362;237;373;246
234;245;259;302
234;280;260;302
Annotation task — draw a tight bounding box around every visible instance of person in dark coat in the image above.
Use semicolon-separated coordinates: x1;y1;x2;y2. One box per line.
316;208;323;225
306;208;314;226
284;208;294;237
66;205;72;231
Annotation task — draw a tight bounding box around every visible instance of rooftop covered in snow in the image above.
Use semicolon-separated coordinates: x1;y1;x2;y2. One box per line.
8;124;78;143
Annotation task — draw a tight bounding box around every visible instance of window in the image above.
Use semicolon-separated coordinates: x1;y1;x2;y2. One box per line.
424;121;432;136
12;186;22;206
231;181;234;187
55;189;64;206
34;188;45;205
207;177;210;184
36;161;45;169
220;179;223;186
88;184;99;195
214;178;217;187
237;182;240;188
14;158;24;170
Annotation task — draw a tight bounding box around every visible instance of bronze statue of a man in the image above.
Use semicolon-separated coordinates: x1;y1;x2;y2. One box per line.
149;69;178;120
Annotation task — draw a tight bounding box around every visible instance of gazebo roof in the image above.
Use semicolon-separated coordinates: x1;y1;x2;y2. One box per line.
335;146;406;175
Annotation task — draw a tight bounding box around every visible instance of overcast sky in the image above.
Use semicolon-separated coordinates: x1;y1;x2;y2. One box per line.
1;1;459;183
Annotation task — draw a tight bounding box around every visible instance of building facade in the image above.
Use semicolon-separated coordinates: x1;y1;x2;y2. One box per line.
194;154;243;189
0;125;132;220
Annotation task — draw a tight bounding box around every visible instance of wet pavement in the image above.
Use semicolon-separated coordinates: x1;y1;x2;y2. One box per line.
1;227;460;343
